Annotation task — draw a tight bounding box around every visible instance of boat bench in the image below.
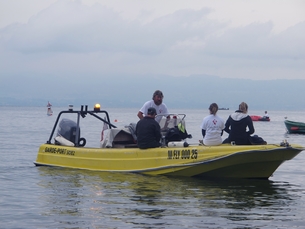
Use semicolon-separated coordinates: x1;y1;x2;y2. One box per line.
112;131;138;148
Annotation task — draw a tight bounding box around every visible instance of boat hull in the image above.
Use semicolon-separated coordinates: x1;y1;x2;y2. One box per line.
284;120;305;134
34;143;304;179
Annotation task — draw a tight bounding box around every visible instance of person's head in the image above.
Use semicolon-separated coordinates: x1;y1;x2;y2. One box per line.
147;107;157;117
265;111;267;114
239;102;248;114
152;90;164;106
209;103;218;115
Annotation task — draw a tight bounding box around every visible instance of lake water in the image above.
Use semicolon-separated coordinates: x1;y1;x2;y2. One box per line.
1;106;305;229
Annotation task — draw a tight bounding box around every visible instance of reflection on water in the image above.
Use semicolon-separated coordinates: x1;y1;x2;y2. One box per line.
36;167;305;228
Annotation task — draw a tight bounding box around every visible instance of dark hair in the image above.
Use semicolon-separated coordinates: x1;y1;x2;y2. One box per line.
152;90;164;99
209;103;218;115
147;107;157;115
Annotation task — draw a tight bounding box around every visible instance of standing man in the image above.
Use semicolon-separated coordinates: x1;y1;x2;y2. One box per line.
137;90;170;123
136;107;161;149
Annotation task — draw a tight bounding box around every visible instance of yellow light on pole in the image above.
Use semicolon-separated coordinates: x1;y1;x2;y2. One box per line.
94;103;101;111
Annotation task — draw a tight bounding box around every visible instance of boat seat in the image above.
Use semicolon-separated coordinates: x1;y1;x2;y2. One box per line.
101;127;137;148
112;130;137;148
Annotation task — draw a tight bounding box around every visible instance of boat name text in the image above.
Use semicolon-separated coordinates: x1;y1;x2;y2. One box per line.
44;147;75;156
167;149;197;160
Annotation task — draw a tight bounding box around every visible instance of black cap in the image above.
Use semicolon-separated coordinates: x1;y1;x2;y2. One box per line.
147;107;157;115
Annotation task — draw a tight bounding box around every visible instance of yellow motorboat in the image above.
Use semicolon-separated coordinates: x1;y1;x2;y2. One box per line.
34;104;304;179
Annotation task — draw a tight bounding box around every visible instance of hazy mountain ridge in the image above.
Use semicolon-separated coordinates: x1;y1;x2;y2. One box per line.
1;74;304;110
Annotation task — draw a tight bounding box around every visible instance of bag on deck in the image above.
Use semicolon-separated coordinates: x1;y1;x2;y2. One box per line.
165;123;191;143
249;135;267;145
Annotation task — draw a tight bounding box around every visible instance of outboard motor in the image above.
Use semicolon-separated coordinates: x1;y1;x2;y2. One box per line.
56;118;80;144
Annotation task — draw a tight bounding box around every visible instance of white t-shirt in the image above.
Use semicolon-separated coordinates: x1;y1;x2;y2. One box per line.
139;100;169;123
201;114;225;146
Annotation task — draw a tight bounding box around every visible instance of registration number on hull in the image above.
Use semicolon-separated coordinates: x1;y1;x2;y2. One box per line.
167;149;198;160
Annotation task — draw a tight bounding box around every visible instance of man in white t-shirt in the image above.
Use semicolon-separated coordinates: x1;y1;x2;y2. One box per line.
138;90;170;123
201;103;225;146
263;111;269;118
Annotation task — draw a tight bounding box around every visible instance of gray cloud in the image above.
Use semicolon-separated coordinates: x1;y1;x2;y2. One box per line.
0;0;304;81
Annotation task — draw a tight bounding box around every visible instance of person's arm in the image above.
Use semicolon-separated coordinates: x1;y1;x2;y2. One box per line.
202;129;206;138
247;116;255;135
137;111;144;119
161;104;170;128
162;115;171;129
138;101;150;119
221;119;225;136
224;117;231;134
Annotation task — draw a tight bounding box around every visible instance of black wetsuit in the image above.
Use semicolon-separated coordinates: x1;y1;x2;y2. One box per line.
223;110;255;145
136;116;161;149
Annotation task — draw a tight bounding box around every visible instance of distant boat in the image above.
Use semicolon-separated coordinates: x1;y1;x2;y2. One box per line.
284;120;305;134
219;108;229;110
250;115;270;122
47;101;53;116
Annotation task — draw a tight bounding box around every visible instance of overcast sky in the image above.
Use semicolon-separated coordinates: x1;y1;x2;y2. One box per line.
0;0;305;82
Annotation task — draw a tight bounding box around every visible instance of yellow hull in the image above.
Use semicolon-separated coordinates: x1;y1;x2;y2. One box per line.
34;143;304;179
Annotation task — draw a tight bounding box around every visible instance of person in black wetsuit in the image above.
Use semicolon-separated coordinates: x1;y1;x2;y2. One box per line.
222;102;255;145
135;107;161;149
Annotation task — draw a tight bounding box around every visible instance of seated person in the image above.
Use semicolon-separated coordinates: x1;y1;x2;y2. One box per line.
201;103;225;146
263;111;269;119
222;102;255;145
135;107;161;149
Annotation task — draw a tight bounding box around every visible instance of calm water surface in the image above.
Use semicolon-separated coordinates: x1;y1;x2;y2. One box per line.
1;107;305;229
